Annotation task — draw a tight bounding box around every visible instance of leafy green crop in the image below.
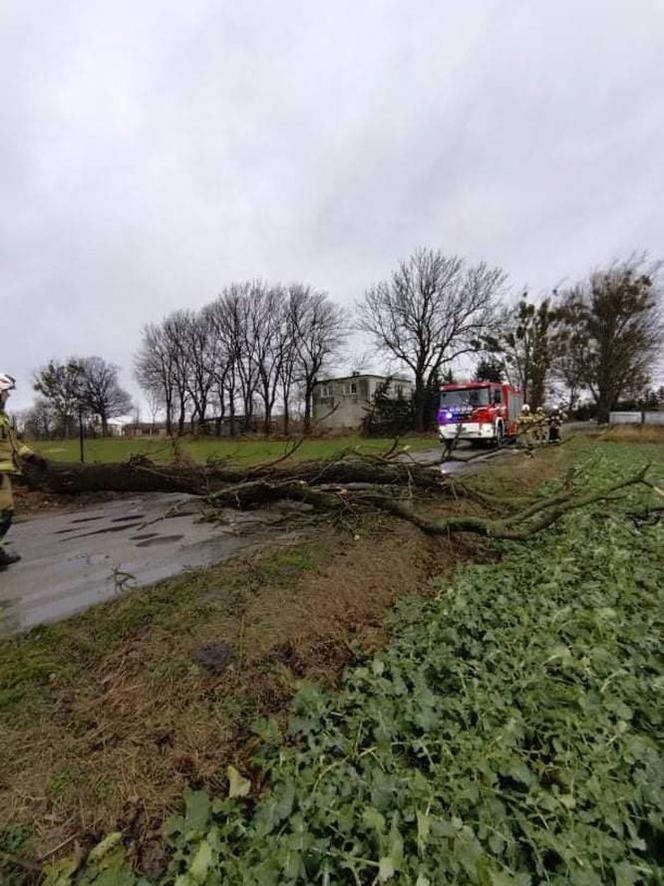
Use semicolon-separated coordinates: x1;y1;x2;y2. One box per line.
46;451;664;884
0;825;34;885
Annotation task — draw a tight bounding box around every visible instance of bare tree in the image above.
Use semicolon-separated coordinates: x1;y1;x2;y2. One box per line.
485;295;562;407
249;284;287;435
558;256;664;422
277;298;300;436
203;299;234;435
550;348;585;412
180;310;217;432
21;398;54;440
136;281;345;439
216;283;260;432
80;357;133;435
359;248;505;431
163;311;193;434
33;359;85;438
287;284;345;433
206;283;266;435
144;388;162;431
135;323;177;435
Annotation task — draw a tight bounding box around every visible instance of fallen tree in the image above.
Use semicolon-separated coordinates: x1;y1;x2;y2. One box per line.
21;443;655;542
21;443;450;496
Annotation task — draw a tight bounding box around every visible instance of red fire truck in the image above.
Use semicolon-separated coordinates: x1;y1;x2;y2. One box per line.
437;381;523;448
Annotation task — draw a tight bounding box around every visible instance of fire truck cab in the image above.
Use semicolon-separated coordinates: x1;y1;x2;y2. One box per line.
437;381;523;448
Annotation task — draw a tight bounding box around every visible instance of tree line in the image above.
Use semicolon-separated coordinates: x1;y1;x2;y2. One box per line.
19;251;664;438
480;257;664;421
135;282;344;436
23;357;133;439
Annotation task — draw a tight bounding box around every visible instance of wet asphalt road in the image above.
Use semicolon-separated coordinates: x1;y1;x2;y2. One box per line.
403;440;521;474
0;494;299;636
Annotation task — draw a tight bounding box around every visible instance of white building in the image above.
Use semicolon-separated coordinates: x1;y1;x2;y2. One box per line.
312;373;414;432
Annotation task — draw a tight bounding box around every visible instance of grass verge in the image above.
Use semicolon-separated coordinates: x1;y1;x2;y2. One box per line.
30;435;437;466
598;425;664;445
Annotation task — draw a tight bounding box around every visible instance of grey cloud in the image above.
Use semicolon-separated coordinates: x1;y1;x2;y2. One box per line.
2;0;664;410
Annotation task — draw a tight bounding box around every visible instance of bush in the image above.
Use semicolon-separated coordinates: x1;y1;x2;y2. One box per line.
361;378;414;436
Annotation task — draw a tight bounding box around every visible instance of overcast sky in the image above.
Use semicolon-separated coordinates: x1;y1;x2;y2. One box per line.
2;0;663;412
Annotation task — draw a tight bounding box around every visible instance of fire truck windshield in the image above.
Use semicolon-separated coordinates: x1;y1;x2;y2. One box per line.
439;387;491;409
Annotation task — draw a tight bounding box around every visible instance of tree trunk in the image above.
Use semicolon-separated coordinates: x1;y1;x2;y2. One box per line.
22;452;445;496
262;385;272;436
530;377;545;410
413;378;426;433
303;391;312;434
596;395;611;424
283;396;290;437
215;392;225;437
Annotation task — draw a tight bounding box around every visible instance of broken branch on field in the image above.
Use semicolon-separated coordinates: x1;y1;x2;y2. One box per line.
371;464;652;540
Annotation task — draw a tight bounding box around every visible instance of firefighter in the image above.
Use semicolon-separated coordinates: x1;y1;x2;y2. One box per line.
548;407;566;443
0;374;47;569
517;403;535;449
534;406;548;445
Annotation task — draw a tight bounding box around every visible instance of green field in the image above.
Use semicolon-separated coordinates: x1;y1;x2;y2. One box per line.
31;434;437;465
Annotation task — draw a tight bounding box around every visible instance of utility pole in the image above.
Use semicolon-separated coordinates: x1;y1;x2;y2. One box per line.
79;405;85;463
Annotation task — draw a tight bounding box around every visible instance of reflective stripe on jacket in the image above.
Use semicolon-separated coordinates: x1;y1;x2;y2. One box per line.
0;412;32;474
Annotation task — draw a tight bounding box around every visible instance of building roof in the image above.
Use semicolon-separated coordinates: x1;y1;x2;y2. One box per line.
316;373;413;385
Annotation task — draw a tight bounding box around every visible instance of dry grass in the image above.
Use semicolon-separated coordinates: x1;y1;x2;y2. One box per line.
0;525;448;861
0;450;556;870
599;425;664;444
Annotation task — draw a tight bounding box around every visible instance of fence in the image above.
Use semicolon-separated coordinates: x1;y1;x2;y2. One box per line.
609;411;664;425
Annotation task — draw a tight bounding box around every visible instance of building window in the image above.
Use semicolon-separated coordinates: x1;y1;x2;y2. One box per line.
343;382;358;396
319;385;332;399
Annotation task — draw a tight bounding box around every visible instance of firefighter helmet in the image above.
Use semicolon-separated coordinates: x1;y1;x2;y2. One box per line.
536;406;545;414
522;404;531;414
0;374;16;394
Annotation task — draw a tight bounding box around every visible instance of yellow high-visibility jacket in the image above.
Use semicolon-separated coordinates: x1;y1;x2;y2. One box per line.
517;413;535;430
0;411;33;474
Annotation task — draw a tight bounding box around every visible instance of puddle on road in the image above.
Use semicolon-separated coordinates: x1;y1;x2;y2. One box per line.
69;522;145;539
0;490;305;635
135;534;185;547
69;514;106;524
111;514;146;523
56;513;147;534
